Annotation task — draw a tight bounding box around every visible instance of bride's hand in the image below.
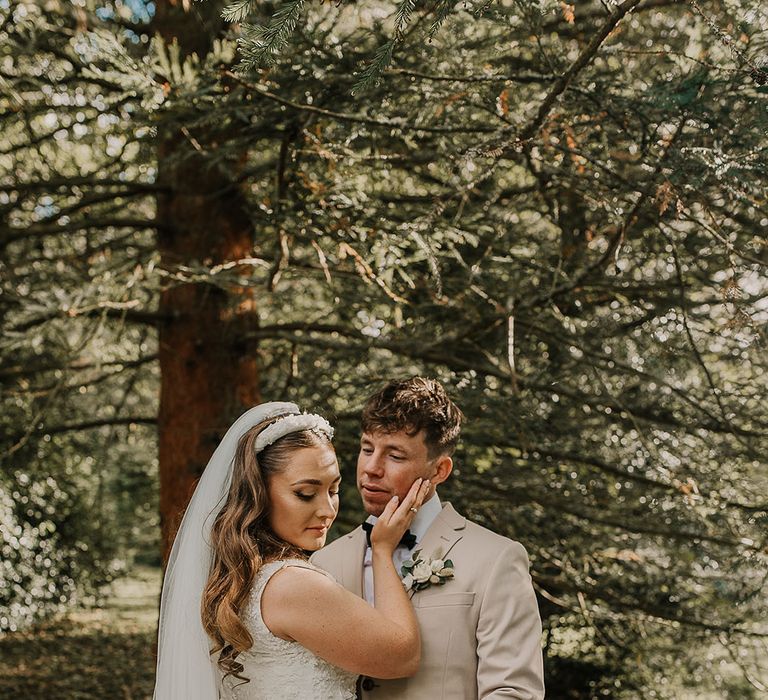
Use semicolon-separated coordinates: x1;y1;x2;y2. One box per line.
370;478;431;554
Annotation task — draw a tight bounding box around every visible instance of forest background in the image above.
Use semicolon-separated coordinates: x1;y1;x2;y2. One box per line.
1;0;767;697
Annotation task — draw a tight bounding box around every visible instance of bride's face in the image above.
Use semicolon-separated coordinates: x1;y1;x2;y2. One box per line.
267;445;341;551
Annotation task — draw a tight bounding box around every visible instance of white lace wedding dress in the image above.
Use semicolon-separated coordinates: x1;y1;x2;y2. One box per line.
217;559;358;700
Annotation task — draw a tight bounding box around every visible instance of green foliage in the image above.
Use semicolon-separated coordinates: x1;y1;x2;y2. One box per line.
427;0;460;41
235;0;307;71
222;0;256;24
1;0;159;626
2;0;768;695
353;40;396;94
349;0;418;91
0;473;84;631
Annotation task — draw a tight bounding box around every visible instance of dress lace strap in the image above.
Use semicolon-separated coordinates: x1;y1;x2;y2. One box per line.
255;558;328;596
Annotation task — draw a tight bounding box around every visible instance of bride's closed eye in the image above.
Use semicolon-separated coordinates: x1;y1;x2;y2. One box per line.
295;490;339;501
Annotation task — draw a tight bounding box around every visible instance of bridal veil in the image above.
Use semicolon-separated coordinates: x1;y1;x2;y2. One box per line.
152;402;300;700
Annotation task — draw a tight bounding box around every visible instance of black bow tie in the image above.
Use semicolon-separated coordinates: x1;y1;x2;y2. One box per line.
362;521;417;550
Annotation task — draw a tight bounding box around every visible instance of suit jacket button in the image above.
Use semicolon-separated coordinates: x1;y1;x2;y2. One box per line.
361;677;376;691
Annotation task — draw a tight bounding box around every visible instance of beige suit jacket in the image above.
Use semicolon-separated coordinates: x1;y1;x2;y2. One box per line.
311;503;545;699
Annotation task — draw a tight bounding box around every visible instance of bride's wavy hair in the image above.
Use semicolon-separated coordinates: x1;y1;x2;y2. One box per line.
201;414;333;682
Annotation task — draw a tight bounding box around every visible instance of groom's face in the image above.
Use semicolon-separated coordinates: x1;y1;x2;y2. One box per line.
357;430;441;516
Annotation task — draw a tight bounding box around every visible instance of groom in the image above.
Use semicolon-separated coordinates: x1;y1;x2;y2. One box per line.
312;377;545;699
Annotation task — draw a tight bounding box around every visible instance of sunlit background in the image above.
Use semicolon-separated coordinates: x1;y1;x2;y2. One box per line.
1;0;767;697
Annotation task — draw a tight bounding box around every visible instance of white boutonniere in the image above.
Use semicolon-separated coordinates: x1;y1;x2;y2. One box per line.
401;549;455;592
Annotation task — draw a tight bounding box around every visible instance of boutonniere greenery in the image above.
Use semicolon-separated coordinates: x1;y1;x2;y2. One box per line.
401;549;455;592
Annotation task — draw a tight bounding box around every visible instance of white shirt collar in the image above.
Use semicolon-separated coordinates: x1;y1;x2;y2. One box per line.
365;491;441;548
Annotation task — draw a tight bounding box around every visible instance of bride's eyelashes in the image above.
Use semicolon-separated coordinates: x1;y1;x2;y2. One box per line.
294;491;339;502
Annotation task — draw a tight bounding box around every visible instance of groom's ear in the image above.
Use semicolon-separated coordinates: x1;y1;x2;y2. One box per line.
430;455;453;486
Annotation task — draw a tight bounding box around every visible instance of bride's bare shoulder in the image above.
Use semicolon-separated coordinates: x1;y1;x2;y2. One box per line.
263;563;338;601
260;564;344;638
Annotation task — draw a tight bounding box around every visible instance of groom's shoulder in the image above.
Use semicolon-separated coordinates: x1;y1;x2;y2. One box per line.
311;526;361;565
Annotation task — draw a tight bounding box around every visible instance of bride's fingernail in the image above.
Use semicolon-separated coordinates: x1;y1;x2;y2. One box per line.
392;495;399;503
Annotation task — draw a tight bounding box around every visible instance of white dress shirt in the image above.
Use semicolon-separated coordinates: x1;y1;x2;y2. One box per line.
363;492;442;605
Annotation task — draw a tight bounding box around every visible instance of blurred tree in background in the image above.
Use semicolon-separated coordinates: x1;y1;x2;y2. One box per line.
1;0;161;635
1;0;767;696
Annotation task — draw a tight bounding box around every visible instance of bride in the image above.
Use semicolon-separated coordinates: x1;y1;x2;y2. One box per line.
153;401;430;699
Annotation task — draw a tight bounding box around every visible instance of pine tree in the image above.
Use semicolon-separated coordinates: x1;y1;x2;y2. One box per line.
2;0;767;695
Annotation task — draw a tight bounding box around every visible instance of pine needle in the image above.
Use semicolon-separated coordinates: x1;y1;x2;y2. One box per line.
352;40;395;94
234;0;307;71
221;0;255;23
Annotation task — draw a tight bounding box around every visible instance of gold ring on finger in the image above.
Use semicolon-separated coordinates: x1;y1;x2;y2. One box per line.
409;507;418;513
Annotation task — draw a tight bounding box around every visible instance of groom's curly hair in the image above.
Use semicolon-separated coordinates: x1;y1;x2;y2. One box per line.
362;377;463;458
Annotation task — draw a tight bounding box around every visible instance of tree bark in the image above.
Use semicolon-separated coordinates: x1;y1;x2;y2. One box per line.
153;1;261;560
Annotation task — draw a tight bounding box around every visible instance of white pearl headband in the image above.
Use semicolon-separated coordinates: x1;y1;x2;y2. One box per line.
254;413;334;454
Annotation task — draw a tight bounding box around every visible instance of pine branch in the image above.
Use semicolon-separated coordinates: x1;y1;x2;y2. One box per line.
4;416;157;446
393;0;417;40
390;67;555;83
244;323;768;440
235;0;307;71
528;491;756;550
355;0;495;92
427;0;458;39
541;0;684;32
225;71;496;133
409;231;442;296
8;305;171;333
221;0;256;23
2;218;173;247
352;41;396;94
0;355;159;382
6;364;154;398
353;0;423;93
1;178;168;195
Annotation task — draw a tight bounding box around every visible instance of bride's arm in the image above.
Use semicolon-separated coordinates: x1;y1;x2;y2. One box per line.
261;479;429;679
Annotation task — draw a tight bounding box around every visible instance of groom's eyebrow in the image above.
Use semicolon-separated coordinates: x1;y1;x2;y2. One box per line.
360;436;409;455
385;443;408;453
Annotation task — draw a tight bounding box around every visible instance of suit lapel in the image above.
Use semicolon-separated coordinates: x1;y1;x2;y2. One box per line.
340;505;465;600
341;526;367;598
411;502;466;575
407;503;466;600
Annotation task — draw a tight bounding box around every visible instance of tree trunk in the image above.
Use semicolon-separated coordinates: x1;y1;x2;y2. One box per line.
153;1;261;560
